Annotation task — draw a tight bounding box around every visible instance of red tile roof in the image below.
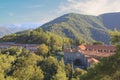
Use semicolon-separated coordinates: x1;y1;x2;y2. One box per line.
79;45;116;51
64;48;79;53
88;57;100;65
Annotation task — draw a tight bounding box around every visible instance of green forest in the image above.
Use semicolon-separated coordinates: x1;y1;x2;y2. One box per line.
0;45;86;80
0;29;120;80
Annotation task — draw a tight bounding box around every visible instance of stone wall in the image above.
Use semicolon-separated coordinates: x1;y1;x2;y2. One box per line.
64;51;89;69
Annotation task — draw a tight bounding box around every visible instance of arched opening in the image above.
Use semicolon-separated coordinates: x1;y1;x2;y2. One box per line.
73;59;81;66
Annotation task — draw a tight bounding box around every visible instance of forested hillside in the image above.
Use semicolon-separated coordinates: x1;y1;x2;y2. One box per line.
40;12;120;44
0;28;73;53
41;13;109;44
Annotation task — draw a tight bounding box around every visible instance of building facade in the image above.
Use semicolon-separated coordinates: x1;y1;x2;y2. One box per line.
0;42;40;52
79;44;116;59
64;44;115;69
64;48;99;69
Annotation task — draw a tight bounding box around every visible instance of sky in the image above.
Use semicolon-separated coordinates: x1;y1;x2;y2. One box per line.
0;0;120;24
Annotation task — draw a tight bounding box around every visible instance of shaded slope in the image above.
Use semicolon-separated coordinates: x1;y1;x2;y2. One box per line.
99;12;120;30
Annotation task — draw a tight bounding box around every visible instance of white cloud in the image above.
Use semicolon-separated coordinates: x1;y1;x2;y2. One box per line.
58;0;120;15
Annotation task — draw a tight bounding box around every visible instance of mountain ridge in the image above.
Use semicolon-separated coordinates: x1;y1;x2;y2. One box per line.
99;12;120;30
0;23;40;38
40;13;113;44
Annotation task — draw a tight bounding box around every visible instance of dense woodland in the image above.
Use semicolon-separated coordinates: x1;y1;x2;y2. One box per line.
0;28;70;54
0;28;85;50
0;29;120;80
0;46;86;80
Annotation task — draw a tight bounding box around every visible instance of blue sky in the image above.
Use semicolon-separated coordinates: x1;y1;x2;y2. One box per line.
0;0;67;24
0;0;120;24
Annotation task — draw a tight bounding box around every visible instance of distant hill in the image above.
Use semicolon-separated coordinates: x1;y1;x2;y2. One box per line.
0;23;40;38
40;13;110;44
99;12;120;30
0;26;13;38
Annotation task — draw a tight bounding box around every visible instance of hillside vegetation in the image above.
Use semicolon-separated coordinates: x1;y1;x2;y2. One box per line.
41;12;120;44
41;13;109;44
0;28;72;53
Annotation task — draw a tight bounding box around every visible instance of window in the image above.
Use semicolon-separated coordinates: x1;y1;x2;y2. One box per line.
104;50;106;52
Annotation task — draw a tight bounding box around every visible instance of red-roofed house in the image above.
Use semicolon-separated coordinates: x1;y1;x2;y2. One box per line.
64;44;116;69
79;44;116;53
78;44;116;59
